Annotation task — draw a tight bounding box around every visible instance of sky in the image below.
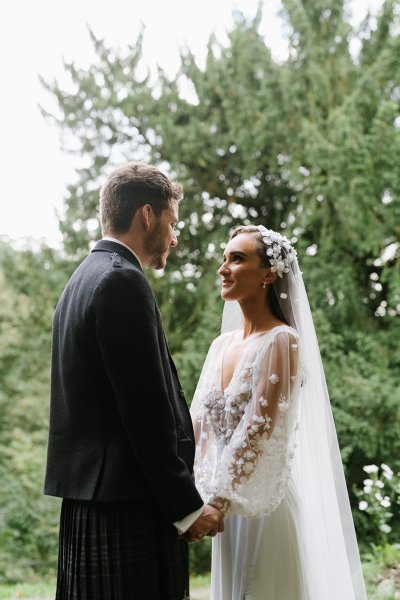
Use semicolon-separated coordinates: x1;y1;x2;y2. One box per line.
0;0;384;246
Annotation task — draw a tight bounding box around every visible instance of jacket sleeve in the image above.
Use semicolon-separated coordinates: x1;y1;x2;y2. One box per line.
90;266;203;521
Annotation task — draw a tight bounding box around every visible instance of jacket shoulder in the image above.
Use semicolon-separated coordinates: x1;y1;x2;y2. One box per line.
89;260;154;309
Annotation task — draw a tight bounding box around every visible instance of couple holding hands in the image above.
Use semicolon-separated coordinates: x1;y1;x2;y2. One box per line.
45;162;367;599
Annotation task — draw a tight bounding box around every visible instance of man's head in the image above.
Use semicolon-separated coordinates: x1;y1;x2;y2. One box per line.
100;162;182;269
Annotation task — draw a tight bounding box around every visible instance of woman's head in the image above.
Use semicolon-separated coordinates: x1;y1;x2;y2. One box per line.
219;225;292;323
230;225;270;267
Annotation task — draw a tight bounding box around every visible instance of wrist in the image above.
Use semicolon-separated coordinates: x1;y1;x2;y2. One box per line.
209;497;230;514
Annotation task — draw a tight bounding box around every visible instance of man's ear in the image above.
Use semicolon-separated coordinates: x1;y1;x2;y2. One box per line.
141;204;153;231
263;269;278;286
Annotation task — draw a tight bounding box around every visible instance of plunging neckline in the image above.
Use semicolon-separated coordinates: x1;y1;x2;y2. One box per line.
219;330;247;394
218;324;284;396
219;325;293;394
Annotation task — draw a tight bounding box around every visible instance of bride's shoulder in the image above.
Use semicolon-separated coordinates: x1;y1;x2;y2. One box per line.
271;324;298;337
261;324;299;348
253;326;299;365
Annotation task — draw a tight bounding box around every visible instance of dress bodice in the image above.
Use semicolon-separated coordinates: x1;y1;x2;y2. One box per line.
203;365;253;444
191;325;302;518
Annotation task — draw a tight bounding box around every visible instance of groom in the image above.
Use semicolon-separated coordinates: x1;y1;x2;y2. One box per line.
44;161;223;599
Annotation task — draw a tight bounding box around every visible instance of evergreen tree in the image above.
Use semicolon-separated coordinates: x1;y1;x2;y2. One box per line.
0;2;397;581
41;2;400;502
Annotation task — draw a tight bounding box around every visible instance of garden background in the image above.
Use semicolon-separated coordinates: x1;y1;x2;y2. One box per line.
0;1;399;598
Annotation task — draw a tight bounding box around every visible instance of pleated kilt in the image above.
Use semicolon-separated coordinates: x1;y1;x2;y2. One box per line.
56;499;190;600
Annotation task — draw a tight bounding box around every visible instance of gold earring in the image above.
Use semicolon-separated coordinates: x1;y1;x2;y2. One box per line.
262;282;266;289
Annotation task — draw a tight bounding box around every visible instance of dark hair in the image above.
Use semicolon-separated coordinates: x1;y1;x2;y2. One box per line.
100;161;183;234
229;225;289;324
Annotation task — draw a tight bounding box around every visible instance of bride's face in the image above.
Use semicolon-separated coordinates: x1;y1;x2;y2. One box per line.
218;233;269;301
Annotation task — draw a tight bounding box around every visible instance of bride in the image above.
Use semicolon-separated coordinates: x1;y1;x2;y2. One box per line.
190;225;367;599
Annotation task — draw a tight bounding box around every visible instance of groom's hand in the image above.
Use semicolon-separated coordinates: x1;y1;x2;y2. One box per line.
188;504;224;541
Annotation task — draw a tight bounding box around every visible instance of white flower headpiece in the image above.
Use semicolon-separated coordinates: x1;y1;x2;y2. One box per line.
257;225;297;278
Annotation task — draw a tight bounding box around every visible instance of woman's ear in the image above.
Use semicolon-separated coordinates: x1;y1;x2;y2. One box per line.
263;269;278;286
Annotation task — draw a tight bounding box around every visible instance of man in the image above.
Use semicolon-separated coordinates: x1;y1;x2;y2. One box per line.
44;162;223;599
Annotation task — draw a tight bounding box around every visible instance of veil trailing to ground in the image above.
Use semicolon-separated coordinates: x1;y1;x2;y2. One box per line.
221;226;367;599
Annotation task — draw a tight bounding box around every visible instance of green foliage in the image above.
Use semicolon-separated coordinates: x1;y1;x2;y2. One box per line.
362;543;400;599
354;464;400;549
0;242;68;582
0;580;56;599
0;0;399;583
189;537;212;577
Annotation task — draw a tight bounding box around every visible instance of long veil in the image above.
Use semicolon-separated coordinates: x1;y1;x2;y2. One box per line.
221;230;367;599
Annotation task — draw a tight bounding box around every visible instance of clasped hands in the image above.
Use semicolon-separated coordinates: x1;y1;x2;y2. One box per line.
187;504;224;542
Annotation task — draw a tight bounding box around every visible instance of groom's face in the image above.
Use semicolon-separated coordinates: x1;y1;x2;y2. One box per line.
145;202;179;270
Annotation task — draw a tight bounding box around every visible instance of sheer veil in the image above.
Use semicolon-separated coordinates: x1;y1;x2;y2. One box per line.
221;227;367;599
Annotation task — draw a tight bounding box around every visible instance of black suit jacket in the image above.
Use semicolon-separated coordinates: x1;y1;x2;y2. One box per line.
44;240;203;522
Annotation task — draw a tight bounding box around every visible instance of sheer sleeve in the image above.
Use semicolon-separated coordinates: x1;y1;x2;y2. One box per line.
209;329;302;517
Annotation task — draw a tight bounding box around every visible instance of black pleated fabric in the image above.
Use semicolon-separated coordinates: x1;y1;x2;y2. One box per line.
55;499;190;600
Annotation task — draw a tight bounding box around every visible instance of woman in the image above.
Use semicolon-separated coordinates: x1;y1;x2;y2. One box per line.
190;225;367;599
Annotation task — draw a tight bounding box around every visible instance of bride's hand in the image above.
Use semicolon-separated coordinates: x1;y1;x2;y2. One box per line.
188;504;224;539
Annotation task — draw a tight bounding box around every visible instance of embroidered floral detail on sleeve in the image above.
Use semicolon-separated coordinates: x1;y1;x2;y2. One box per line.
193;329;301;519
243;462;255;474
278;394;289;413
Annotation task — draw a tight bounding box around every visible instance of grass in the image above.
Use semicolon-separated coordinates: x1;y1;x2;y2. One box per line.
363;544;400;600
0;576;211;599
1;551;399;600
0;580;55;599
190;574;211;589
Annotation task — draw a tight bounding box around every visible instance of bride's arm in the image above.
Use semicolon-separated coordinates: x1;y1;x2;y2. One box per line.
230;331;298;482
210;330;300;516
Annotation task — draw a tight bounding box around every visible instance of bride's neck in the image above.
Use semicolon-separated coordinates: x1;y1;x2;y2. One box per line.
239;296;280;339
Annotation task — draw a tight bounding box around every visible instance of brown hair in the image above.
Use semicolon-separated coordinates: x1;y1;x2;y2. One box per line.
100;161;183;234
229;225;288;324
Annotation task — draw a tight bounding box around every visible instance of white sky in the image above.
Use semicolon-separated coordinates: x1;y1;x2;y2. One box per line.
0;0;384;245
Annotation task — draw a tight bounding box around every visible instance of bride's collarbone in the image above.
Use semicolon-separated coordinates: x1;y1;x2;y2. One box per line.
221;338;249;390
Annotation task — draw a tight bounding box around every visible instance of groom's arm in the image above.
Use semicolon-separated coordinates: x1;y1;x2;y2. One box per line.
91;266;203;521
175;504;224;539
173;505;204;534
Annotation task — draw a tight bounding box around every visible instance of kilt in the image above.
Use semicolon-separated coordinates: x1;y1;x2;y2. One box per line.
55;499;190;600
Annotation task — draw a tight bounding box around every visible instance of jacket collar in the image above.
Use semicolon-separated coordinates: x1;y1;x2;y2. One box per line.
91;239;143;271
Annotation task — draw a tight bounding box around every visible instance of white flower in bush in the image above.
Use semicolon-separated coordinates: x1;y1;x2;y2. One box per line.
359;501;368;511
363;464;379;474
381;463;393;480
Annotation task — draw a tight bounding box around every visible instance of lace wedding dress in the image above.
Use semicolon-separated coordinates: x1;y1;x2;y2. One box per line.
191;325;362;599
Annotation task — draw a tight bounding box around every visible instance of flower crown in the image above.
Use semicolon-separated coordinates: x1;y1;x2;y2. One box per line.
257;225;297;278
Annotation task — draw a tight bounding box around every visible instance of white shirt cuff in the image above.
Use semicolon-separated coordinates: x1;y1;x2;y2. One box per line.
173;505;204;535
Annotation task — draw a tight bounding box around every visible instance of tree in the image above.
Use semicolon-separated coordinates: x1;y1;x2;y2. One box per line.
0;2;390;580
41;0;400;464
0;241;69;581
